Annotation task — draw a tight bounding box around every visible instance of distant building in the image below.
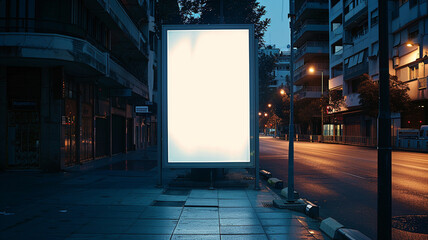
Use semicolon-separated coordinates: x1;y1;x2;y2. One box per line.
327;0;427;143
292;0;330;134
0;0;157;170
259;45;281;56
271;51;291;92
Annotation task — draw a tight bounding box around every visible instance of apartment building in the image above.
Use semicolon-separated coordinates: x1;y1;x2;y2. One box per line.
0;0;158;171
327;0;427;142
391;0;428;129
292;0;329;134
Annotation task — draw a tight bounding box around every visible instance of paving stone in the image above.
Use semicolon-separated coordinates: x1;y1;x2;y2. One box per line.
218;190;248;199
181;207;219;219
140;206;183;219
220;225;265;234
219;199;252;207
221;234;268;240
220;218;261;226
189;189;218;199
172;235;220;240
185;198;219;207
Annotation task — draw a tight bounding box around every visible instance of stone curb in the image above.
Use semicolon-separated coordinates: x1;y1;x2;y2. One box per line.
320;217;371;240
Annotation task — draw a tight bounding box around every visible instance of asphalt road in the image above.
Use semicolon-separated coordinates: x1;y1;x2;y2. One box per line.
259;136;428;239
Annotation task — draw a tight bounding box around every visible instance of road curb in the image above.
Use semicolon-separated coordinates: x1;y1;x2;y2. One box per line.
320;217;371;240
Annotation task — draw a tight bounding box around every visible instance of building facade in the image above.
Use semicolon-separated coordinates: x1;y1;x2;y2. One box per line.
0;0;157;171
271;51;291;91
327;0;427;144
292;0;330;134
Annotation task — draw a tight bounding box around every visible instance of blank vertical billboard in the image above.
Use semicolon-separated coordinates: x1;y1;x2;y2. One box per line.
162;25;255;168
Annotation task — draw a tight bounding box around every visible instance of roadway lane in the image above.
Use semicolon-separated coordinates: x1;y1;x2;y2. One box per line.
259;136;428;239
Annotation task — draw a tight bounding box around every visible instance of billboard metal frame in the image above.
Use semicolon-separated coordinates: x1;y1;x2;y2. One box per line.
160;24;257;169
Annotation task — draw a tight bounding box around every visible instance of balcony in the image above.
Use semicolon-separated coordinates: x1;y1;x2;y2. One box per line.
0;32;148;97
329;75;344;90
330;25;343;43
344;0;368;28
331;50;343;66
330;0;343;18
108;56;149;99
296;0;329;22
294;21;329;46
294;63;329;85
294;41;329;60
87;0;148;58
296;86;322;99
344;61;368;81
344;93;361;108
392;0;427;32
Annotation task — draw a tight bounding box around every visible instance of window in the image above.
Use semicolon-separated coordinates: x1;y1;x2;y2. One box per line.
409;65;418;80
371;42;379;56
408;25;419;40
371;9;378;27
393;33;401;46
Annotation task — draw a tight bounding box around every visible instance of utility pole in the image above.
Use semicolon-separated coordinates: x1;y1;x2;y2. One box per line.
219;0;224;24
287;0;295;202
378;0;392;239
321;71;324;142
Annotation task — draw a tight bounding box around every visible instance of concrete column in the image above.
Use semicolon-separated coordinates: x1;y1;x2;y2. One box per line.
40;67;61;171
124;100;128;154
76;84;82;164
109;97;112;157
92;84;96;160
0;67;7;170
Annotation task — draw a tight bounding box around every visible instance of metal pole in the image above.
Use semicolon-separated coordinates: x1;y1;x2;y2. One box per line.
287;0;295;202
321;71;323;142
156;39;163;188
255;38;260;190
378;0;391;239
219;0;224;24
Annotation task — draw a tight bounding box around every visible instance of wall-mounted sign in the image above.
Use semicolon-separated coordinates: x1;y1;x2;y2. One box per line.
135;106;149;113
161;24;256;168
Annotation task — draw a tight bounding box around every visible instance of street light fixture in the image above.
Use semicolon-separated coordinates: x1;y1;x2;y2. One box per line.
308;66;324;142
258;112;262;116
268;104;272;108
264;113;268;117
280;89;286;95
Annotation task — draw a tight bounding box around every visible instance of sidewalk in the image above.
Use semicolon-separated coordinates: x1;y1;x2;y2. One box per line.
0;148;326;240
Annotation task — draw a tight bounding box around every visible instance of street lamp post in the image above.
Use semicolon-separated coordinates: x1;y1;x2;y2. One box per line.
287;0;296;202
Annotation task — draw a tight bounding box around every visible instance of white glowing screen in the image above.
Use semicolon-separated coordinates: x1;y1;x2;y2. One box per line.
167;29;250;163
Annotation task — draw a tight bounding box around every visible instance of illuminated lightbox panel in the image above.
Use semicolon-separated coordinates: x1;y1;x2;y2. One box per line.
162;25;255;168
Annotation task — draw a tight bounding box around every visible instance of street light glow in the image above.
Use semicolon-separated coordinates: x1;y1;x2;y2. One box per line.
280;89;285;95
258;112;262;116
264;113;268;117
406;43;413;47
268;104;272;108
309;67;315;73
